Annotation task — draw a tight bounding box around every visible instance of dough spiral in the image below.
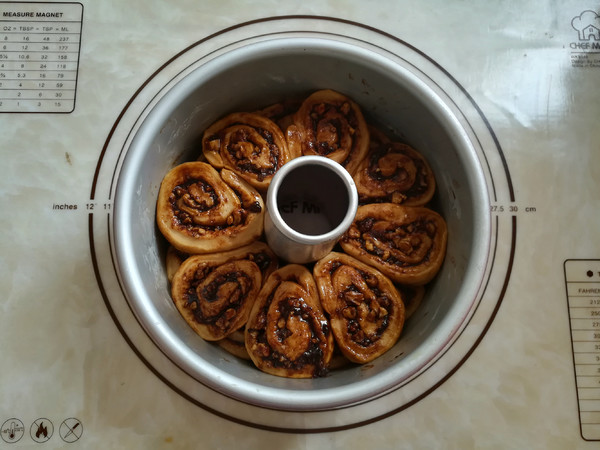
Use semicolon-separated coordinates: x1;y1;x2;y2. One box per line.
313;252;406;364
340;203;447;285
245;264;334;378
156;161;264;254
170;242;277;341
353;127;436;206
288;89;369;175
202;112;297;192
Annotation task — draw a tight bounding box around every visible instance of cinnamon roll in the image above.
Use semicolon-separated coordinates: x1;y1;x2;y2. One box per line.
340;204;447;285
170;242;278;341
254;98;302;132
354;127;436;206
245;264;334;378
218;329;250;360
313;252;406;364
156;161;264;254
165;246;187;283
395;284;425;319
201;112;297;192
288;89;369;175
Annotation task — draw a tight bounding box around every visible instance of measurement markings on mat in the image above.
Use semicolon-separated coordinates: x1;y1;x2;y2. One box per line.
0;2;83;113
565;259;600;441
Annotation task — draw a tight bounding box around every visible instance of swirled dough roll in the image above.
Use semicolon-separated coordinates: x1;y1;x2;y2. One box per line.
354;127;436;206
166;246;187;283
245;264;334;378
217;329;250;360
313;252;405;364
202;112;297;191
340;204;447;285
156;161;264;254
395;284;425;319
289;89;369;175
254;98;302;132
171;242;278;341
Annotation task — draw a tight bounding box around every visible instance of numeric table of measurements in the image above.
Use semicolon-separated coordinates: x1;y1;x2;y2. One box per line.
0;2;82;113
565;259;600;441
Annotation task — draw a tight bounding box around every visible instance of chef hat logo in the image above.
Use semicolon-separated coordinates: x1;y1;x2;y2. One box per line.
572;10;600;40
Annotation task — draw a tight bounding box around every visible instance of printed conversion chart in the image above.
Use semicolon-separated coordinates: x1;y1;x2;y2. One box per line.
0;2;83;113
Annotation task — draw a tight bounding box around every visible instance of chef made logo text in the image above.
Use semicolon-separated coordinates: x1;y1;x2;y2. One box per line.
570;10;600;67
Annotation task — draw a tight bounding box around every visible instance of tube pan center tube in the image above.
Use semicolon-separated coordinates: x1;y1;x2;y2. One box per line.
264;156;358;264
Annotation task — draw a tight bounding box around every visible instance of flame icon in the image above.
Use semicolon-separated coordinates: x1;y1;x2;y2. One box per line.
35;421;48;439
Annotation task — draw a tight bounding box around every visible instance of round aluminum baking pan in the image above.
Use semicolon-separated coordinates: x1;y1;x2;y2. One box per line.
113;37;490;411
